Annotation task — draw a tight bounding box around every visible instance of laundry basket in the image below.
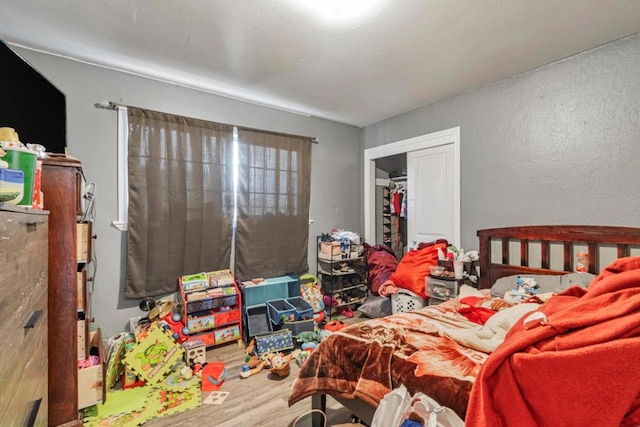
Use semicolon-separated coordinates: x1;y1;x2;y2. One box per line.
391;289;427;314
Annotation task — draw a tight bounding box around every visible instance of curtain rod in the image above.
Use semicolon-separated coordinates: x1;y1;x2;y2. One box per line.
94;100;319;143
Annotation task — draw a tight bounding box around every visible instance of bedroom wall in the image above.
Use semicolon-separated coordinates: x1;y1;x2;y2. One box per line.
362;33;640;253
13;47;361;337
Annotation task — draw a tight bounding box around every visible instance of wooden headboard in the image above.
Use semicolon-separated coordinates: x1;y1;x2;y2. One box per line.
477;225;640;289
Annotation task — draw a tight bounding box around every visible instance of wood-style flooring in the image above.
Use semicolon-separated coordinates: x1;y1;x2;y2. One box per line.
144;313;367;427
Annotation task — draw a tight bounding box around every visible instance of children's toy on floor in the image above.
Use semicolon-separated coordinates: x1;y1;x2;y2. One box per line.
123;324;185;385
161;311;189;343
162;364;202;390
294;330;323;344
299;274;325;324
324;320;348;332
201;361;226;391
301;342;317;352
104;333;126;391
182;339;206;367
268;353;293;379
292;348;311;366
240;360;267;378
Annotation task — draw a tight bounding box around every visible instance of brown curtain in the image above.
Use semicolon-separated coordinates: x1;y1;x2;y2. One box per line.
235;129;313;281
125;107;234;298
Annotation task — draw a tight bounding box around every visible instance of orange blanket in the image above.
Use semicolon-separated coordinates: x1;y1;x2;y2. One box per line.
466;257;640;426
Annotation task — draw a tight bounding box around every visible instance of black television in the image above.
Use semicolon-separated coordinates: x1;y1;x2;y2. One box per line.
0;39;67;154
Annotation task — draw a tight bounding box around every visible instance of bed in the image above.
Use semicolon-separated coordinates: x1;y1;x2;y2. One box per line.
288;225;640;426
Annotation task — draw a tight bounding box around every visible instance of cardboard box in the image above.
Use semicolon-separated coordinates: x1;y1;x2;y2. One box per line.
320;241;342;257
78;329;106;409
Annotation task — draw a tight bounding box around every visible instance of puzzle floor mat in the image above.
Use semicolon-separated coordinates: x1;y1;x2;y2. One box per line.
83;382;201;426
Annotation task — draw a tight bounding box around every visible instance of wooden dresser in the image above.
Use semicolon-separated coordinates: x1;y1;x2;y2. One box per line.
41;155;85;427
0;206;49;426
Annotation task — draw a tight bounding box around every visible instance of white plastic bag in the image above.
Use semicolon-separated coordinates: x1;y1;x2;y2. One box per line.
372;386;465;427
399;392;465;427
371;384;412;427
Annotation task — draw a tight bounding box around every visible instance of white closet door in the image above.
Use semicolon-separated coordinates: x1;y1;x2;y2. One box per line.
407;143;455;246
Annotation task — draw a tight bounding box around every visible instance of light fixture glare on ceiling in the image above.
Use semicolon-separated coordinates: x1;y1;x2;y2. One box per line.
301;0;382;23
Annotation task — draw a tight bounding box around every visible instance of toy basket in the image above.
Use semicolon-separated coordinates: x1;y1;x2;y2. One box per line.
286;296;313;321
245;305;272;339
391;289;427;314
255;329;294;354
266;299;297;325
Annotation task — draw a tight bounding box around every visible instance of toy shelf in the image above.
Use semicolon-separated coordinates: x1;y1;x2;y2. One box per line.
178;270;242;348
241;274;301;308
239;273;302;343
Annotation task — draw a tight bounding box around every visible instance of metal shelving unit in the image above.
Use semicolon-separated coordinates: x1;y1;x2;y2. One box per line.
316;236;368;318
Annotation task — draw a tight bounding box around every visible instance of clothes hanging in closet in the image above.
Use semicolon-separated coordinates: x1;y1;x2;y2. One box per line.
390;181;407;219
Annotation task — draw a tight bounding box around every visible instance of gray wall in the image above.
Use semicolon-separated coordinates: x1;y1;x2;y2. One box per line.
13;32;640;336
363;33;640;253
14;47;361;337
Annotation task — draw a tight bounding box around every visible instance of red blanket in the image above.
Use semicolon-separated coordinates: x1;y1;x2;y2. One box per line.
363;243;398;295
466;257;640;426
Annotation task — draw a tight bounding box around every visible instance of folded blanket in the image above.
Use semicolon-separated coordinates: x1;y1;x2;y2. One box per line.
466;256;640;427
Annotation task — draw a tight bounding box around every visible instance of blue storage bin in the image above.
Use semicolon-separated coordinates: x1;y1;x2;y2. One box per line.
255;329;293;355
266;299;296;325
286;296;313;321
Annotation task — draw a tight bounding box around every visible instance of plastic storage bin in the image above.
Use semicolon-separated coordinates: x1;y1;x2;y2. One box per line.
286;296;313;321
391;289;427;314
426;276;459;301
266;299;297;325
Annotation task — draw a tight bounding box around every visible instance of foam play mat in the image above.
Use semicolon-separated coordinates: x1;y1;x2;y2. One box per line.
82;387;151;427
123;325;184;385
82;381;201;426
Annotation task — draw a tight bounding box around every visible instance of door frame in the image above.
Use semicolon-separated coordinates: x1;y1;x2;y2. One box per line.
363;126;461;247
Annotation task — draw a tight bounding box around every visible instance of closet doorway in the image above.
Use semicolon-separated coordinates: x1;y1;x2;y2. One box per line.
364;126;460;254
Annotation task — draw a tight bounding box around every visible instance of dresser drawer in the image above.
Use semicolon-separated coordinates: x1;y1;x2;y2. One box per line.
0;208;48;426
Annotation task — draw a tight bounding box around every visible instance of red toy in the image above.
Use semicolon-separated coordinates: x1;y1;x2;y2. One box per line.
161;312;188;343
312;310;326;324
324;320;347;332
201;362;226;391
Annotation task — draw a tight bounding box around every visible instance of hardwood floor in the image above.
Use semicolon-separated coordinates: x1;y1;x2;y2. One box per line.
145;313;367;427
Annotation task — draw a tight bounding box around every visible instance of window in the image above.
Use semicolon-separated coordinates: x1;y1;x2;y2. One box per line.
234;127;312;280
120;107;312;298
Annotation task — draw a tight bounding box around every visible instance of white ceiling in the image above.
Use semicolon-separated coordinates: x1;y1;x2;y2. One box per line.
1;0;640;127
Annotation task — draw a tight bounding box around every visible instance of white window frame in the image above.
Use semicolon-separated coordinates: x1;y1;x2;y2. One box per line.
112;106;129;231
